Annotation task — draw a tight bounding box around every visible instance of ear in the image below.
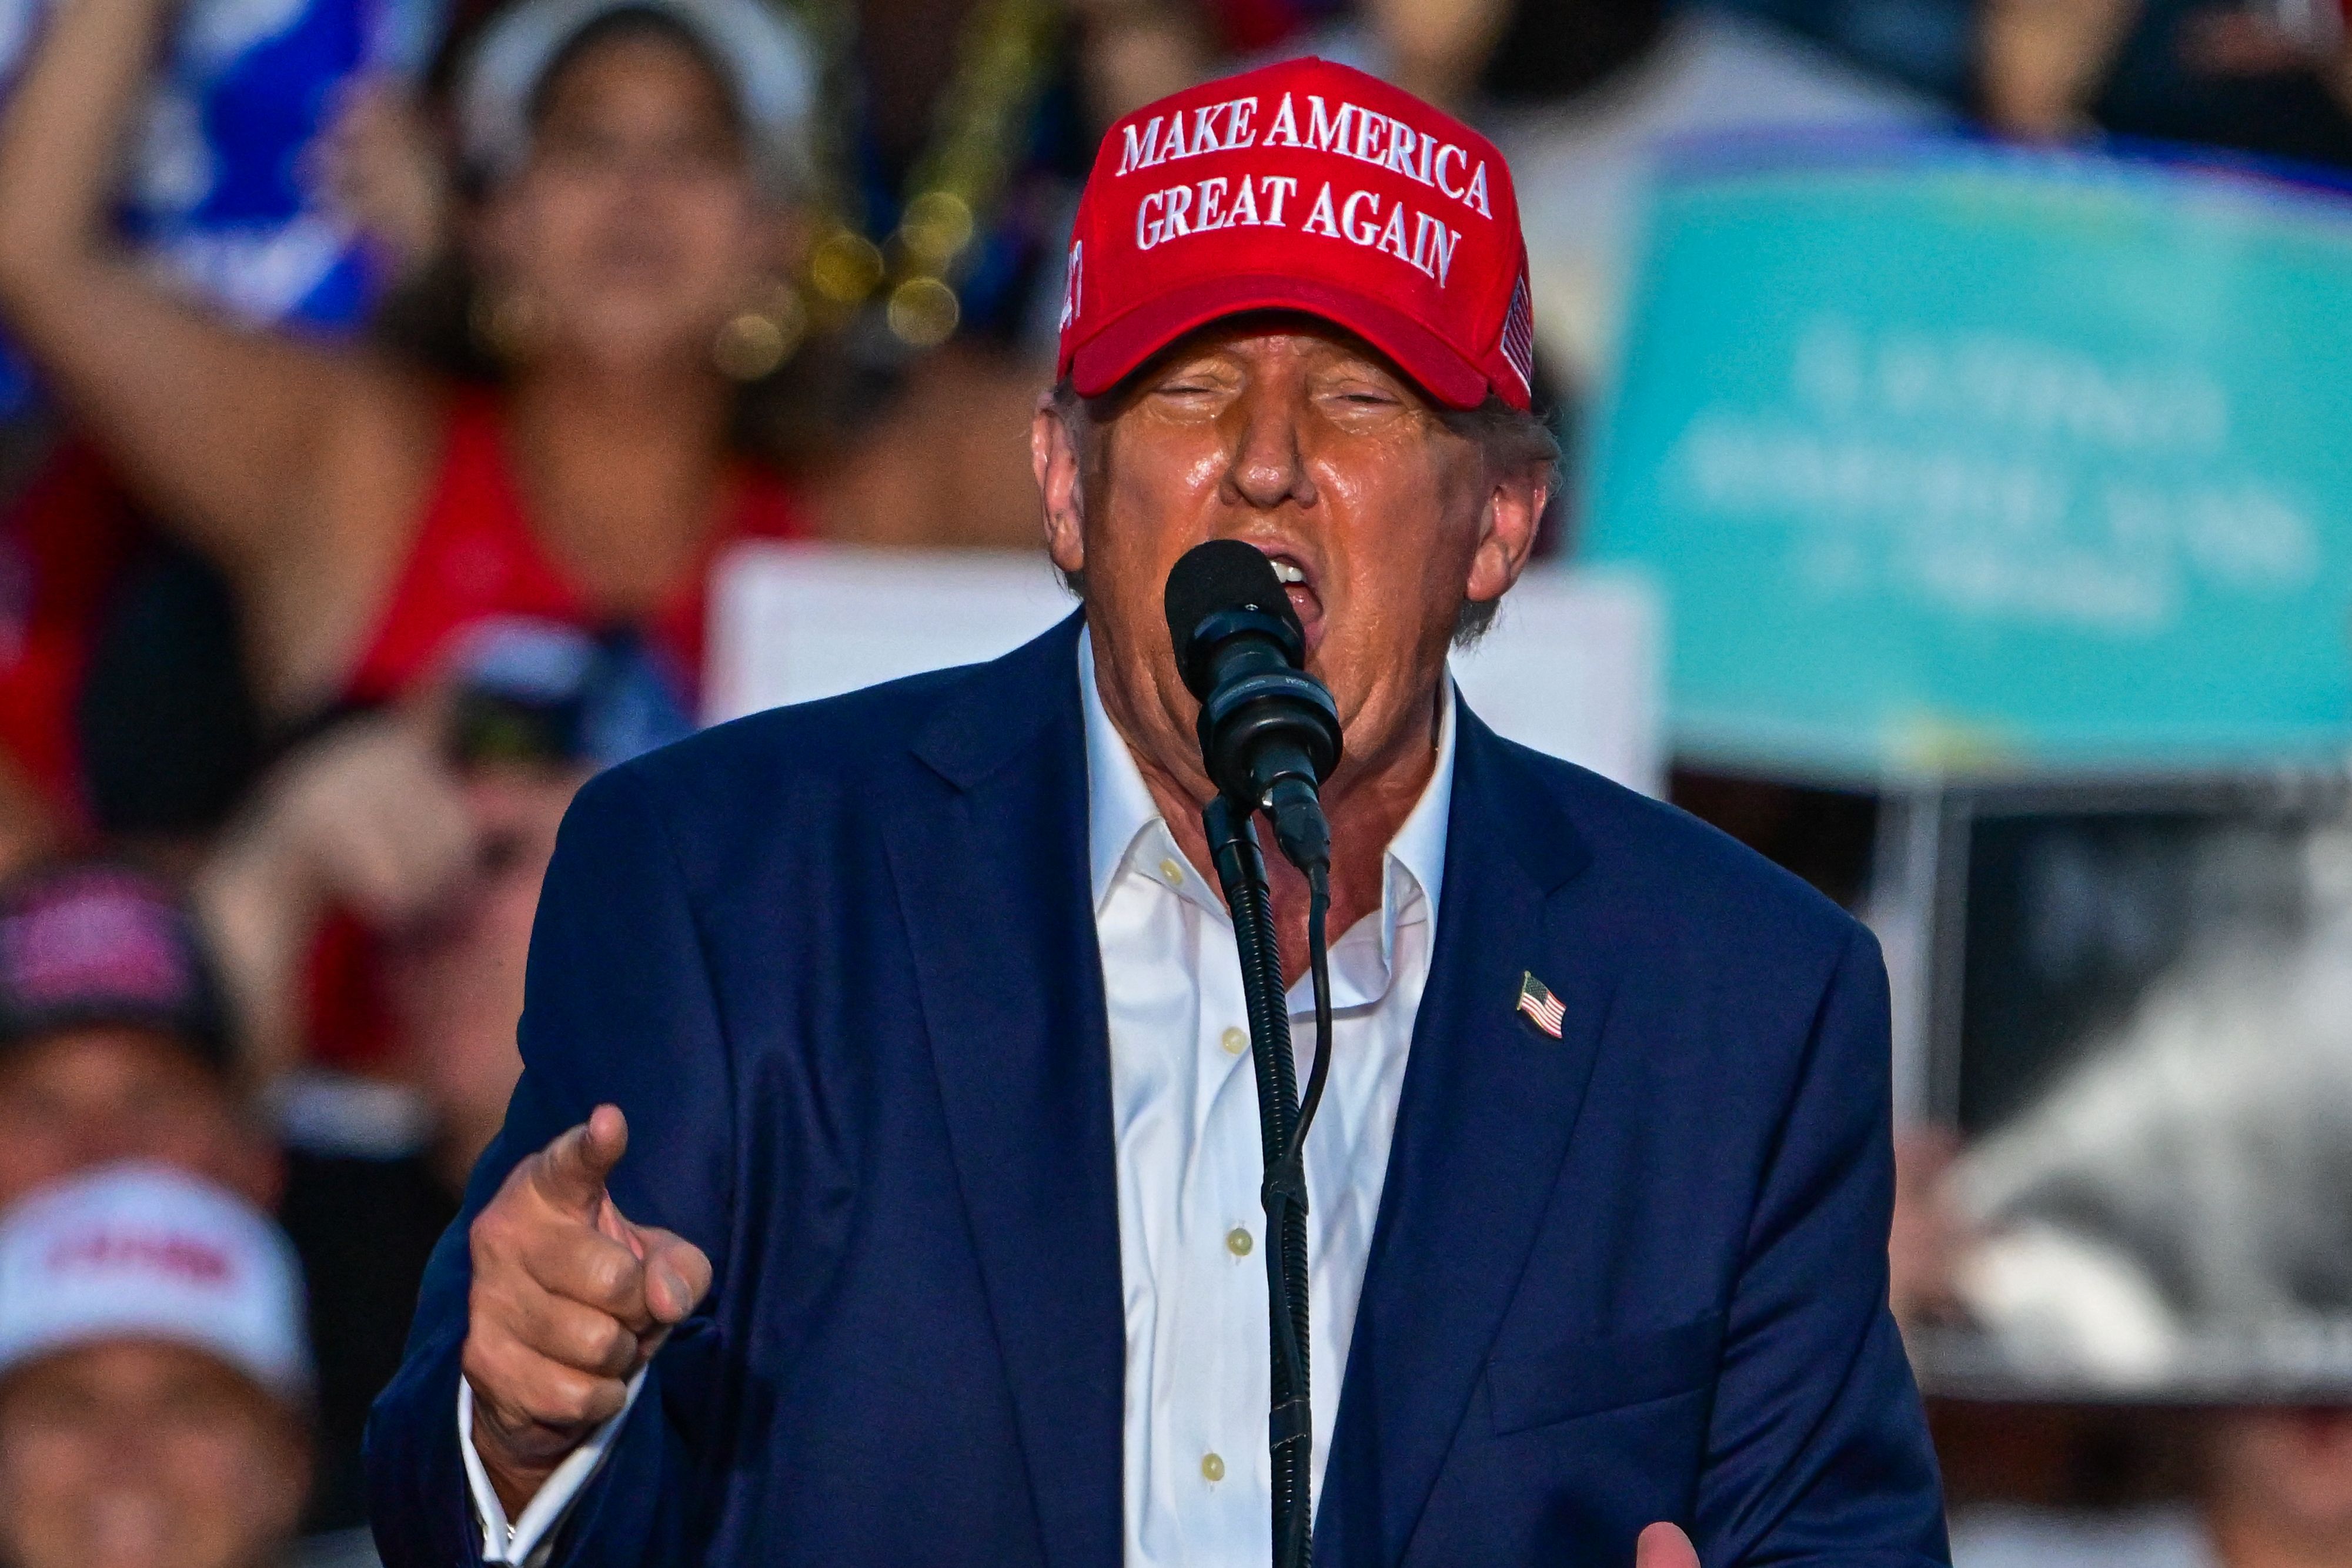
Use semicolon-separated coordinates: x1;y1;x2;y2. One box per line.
1033;394;1088;578
1462;463;1546;612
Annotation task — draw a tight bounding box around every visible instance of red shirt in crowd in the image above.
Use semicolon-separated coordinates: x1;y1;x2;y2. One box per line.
342;391;808;708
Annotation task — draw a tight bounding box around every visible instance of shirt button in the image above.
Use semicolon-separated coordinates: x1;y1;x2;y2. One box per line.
1159;857;1186;886
1200;1452;1226;1483
1226;1227;1254;1257
1221;1027;1248;1055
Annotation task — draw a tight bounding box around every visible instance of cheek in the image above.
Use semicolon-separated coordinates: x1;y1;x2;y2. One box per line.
1095;439;1224;556
1329;466;1472;605
0;1424;105;1499
0;1427;122;1562
674;183;761;273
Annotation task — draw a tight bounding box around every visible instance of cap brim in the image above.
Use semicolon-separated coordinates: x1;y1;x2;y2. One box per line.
1069;275;1490;410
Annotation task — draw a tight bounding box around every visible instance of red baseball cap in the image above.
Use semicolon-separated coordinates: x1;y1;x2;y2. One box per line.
1055;57;1536;412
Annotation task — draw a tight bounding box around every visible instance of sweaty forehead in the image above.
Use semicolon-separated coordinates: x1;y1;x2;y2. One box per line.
1130;312;1434;396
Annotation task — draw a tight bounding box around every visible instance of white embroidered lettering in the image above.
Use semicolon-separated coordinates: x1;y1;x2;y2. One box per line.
1423;216;1459;285
1384;120;1420;179
1340;189;1381;246
1224;175;1259;227
1118;117;1162;176
1434;143;1467;199
1306;96;1357;153
1161;183;1194;238
1227;96;1259;150
1195;176;1228;229
1265;92;1299;147
1258;175;1297;225
1301;182;1341;237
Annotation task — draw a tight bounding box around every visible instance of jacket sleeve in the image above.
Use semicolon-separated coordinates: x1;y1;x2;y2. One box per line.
365;762;737;1567
1695;923;1951;1567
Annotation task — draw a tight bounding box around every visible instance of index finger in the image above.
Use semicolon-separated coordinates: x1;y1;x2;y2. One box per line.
530;1104;628;1221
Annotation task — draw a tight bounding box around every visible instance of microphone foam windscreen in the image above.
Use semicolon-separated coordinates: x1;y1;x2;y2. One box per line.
1162;539;1302;665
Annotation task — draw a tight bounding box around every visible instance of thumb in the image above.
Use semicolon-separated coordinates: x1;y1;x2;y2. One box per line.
632;1226;714;1325
1635;1522;1699;1568
532;1104;628;1220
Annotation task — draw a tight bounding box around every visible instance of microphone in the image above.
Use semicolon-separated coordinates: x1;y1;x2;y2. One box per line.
1162;539;1343;872
1166;539;1342;1568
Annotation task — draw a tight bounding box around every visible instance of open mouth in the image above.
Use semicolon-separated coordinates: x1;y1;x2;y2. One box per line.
1257;548;1325;652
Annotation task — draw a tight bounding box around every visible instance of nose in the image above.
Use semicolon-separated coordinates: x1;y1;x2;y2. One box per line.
1220;387;1319;514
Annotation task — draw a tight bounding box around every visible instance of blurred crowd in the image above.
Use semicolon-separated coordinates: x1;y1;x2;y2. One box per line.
0;0;2348;1564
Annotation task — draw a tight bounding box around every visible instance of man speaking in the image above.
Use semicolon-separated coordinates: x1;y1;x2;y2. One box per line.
368;56;1948;1568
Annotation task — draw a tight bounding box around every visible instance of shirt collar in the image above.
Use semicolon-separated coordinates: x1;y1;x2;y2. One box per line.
1078;626;1454;937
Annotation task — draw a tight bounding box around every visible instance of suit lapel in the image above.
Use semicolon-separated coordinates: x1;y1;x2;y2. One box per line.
884;617;1127;1568
1319;710;1612;1567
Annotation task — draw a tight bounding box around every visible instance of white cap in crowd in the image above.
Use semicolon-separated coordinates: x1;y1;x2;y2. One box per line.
0;1162;311;1404
459;0;816;195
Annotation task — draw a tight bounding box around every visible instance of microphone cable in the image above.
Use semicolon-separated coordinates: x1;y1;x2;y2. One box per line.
1204;798;1332;1568
1273;863;1333;1568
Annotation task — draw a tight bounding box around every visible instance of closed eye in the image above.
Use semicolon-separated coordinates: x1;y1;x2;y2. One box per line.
1321;388;1405;414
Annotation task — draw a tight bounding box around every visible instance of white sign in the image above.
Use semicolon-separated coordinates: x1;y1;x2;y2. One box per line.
708;544;1663;795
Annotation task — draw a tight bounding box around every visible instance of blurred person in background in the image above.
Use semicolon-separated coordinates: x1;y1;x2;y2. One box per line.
1702;0;1980;101
0;862;273;1214
0;1164;322;1568
324;0;1107;556
1982;0;2352;167
0;0;818;734
1887;932;2352;1568
0;855;406;1539
197;619;643;1531
0;0;453;870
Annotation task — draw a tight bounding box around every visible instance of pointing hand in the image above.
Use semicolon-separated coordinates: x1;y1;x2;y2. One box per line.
462;1105;712;1515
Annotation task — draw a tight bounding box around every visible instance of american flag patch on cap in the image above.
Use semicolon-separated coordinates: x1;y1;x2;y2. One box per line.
1499;273;1535;394
1516;971;1563;1038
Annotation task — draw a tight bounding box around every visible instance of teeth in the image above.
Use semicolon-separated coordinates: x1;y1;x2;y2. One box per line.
1272;560;1305;585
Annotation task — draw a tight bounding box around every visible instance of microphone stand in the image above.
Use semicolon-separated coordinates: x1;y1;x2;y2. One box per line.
1203;794;1335;1568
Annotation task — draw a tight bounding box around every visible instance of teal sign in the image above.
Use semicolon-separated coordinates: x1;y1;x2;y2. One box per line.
1585;143;2352;780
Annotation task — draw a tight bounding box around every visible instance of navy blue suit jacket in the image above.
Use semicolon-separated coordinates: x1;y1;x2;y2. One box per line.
367;615;1947;1566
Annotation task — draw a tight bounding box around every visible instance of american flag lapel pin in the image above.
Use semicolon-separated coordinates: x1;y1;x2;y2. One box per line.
1516;971;1565;1039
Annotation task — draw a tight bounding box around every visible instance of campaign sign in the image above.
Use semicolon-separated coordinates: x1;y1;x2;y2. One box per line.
1585;141;2352;780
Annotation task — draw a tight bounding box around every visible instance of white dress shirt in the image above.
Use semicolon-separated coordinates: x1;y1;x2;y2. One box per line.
463;628;1455;1566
